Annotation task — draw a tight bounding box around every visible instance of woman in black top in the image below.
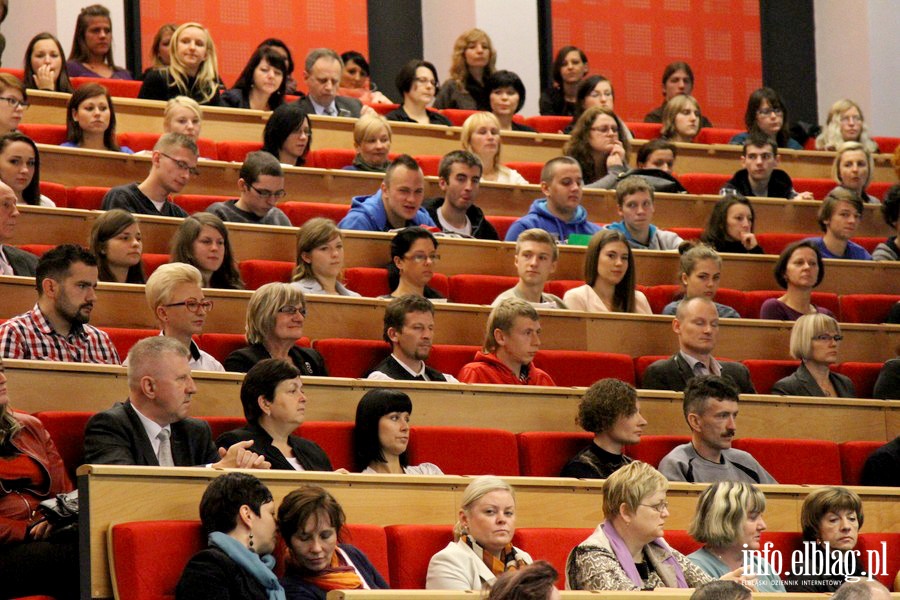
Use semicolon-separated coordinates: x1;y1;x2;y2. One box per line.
222;47;287;111
385;59;452;126
139;22;223;106
433;28;495;111
487;70;535;132
701;193;765;254
539;45;588;116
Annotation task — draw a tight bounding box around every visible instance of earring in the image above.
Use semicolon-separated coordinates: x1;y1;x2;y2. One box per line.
248;532;254;550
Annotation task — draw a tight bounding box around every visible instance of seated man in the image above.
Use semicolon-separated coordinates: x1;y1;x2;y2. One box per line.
505;156;601;243
84;336;268;468
642;296;755;393
207;151;291;226
458;298;556;386
0;181;37;276
339;155;436;231
722;133;814;200
560;378;647;478
658;375;777;483
0;244;119;363
860;435;899;487
367;295;458;382
294;48;371;118
605;175;683;250
101;132;197;217
493;228;566;308
423;150;498;240
804;188;873;260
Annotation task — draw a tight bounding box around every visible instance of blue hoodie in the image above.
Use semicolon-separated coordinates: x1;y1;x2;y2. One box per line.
338;188;436;232
504;199;601;242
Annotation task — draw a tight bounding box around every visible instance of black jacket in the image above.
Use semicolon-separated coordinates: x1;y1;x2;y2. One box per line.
216;421;333;471
422;197;499;240
177;547;272;600
224;343;328;377
771;362;856;398
641;354;756;394
723;168;797;199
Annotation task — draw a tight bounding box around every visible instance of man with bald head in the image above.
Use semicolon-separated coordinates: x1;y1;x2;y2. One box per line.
642;296;755;393
0;180;37;276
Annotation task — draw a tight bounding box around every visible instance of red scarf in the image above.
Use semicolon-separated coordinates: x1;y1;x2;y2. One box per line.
294;548;364;592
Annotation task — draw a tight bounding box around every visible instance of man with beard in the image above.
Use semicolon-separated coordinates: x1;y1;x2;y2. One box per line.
0;244;119;363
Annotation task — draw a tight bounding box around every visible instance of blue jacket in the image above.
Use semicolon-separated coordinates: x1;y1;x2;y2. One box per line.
338;188;436;232
804;236;872;261
504;199;601;242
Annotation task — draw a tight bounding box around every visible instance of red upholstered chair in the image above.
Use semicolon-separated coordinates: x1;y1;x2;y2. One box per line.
427;344;479;378
755;232;807;255
142;253;169;277
513;528;595;588
694;128;744;145
669;227;702;241
117;131;161;153
625;435;690;468
544;279;583;298
677;173;730;195
484;215;517;241
712;288;747;318
16;244;55;257
505;162;543;184
18;123;68;145
429;273;449;298
857;533;900;587
756;531;803;559
33;411;93;481
312;338;390;378
853;236;881;254
340;523;390;581
100;327;158;359
741;359;800;394
448;274;518;305
533;350;636;386
517;431;593;477
643;285;679;314
280;201;351;226
839;294;899;324
197;333;249;364
790;178;838;200
73;77;143;98
0;67;24;79
68;186;109;210
200;416;245;441
408;426;519;475
439;109;477;126
343;267;390;297
238;259;293;290
872;136;900;154
39;181;67;207
172;194;230;215
414;155;441;177
306;148;356;169
298;421;355;470
626;122;663;140
836;362;882;398
868;181;891;200
731;438;842;484
633;355;669;387
216;140;263;163
364;102;400;116
385;525;454;589
525;115;572;134
664;530;702;555
838;440;882;485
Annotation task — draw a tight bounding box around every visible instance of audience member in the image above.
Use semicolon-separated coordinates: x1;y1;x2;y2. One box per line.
636;138;677;173
873;358;900;400
643;62;713;127
461;111;528;184
217;359;332;471
662;243;740;318
488;561;560;600
660;94;702;143
224;282;328;376
860;435;899;485
873;184;899;261
434;28;495;111
701;193;764;254
291;218;360;297
339;155;435;231
759;240;833;320
0;180;37;275
831;581;892;600
722;134;813;200
815;99;879;153
175;473;281;600
606;175;683;250
423;150;498;239
162;96;203;142
0;74;26;132
353;388;444;474
564;106;631;187
207;151;291;225
295;48;365;117
62;83;132;153
729;87;801;150
831;141;879;204
0;244;119;363
384;226;444;300
170;212;244;289
560;378;646;478
66;4;131;79
494;228;566;308
771;314;855;397
139;22;223;105
658;375;775;483
566;228;653;314
101;132;196;217
339;50;391;104
804;188;872;260
222;47;287;111
564;75;628;137
691;581;751;600
368;295;457;381
386;59;452;126
140;23;175;79
427;476;532;589
262;103;312;167
89;208;145;284
24;32;73;92
505;156;600;242
457;298;555;386
345;113;392;172
257;38;297;95
0;132;54;206
539;45;588;116
487;70;536;132
642;297;755;393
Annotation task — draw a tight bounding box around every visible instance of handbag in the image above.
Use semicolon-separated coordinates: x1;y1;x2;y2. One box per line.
37;489;79;532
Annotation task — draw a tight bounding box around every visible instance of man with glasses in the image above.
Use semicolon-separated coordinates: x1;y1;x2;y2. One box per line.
721;133;815;200
101;132;198;217
208;151;291;226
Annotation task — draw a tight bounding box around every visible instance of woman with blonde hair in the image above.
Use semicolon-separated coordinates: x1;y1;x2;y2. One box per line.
564;106;630;186
170;212;243;289
660;95;703;143
141;23;175;78
771;313;855;397
427;476;532;590
461;112;527;184
345;114;392;172
662;243;740;318
89;208;145;284
164;96;202;140
830;141;879;204
815;99;879;153
139;22;223;106
434;28;496;111
66;4;131;79
291;218;360;297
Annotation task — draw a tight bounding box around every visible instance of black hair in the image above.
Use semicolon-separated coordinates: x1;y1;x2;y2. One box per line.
0;132;42;204
773;240;825;289
881;184;900;228
486;70;526;113
572;74;611;121
230;47;288;110
395;59;440;97
256;38;294;75
551;46;587;86
263;103;312;167
36;243;97;294
240;150;284;185
198;472;273;536
743;87;792;149
637;138;677;165
341;50;369;76
387;226;440;295
683;374;740;421
701;193;756;248
240;358;302;423
438;150;482;181
353;389;414;471
742;131;778;157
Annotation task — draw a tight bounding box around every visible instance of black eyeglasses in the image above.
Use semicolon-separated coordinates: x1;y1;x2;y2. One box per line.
277;305;307;317
249;184;287;200
162;298;213;313
0;97;28;110
159;152;200;176
812;333;843;343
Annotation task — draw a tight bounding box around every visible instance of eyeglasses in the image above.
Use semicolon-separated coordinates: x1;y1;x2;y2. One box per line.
591;125;619;135
840;115;862;124
277;305;307;317
163;298;213;313
404;252;440;264
159;152;200;176
413;76;437;87
0;97;28;110
249;184;287;200
812;333;843;343
292;127;311;138
757;107;784;117
640;500;669;513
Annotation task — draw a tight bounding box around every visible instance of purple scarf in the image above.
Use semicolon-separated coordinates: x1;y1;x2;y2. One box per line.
601;520;688;588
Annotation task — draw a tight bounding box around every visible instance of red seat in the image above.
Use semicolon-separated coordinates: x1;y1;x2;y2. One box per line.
100;327;159;359
118;132;218;159
238;259;293;290
427;344;479;378
18;123;68;145
39;181;68;207
172;194;229;215
216;140;263;163
142;253;169;277
298;421;355;470
517;431;593;477
68;186;109;210
677;173;730;195
280;201;350;227
668;227;702;241
72;77;142;98
791;177;839;200
664;530;703;555
853;236;883;254
413;155;441;177
33;411;93;481
743;290;841;320
447;274;518;305
857;533;900;587
838;440;883;486
312;338;390;378
625;435;690;468
384;524;453;589
201;415;245;441
0;67;24;79
513;528;594;588
731;438;841;484
544;279;583;298
484;215;517;241
533;350;636;387
625;122;662;140
633;355;669;387
339;523;391;581
306;148;356;170
742;359;800;394
836;362;882;399
868;181;892;201
713;288;747;318
408;426;519;475
694;128;744;145
872;136;900;154
15;244;56;257
754;232;806;255
642;284;680;314
363;102;400;116
197;333;249;364
524;115;572;134
342;267;391;298
439;109;477;126
839;294;899;324
505;162;543;184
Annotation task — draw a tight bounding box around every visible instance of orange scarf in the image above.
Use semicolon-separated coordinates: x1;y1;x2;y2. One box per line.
460;533;526;577
294;548;364;592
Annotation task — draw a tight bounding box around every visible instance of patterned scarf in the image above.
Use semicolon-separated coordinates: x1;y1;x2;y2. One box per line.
460;533;527;577
293;547;365;592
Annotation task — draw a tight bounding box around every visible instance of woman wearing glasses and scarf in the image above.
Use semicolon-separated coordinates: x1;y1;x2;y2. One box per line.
771;314;856;397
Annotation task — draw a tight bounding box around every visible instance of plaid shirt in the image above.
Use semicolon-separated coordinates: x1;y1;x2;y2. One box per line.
0;304;120;364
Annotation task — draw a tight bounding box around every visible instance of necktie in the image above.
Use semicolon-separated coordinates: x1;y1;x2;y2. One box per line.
156;429;174;467
324;106;336;116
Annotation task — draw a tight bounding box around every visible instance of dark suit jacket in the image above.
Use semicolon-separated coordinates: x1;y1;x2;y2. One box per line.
294;95;362;118
84;401;218;466
873;358;900;399
771;363;856;398
4;245;38;276
642;353;756;394
216;422;333;471
223;344;328;377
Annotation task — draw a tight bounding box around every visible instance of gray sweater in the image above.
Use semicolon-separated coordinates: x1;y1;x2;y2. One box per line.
658;443;777;484
206;199;291;226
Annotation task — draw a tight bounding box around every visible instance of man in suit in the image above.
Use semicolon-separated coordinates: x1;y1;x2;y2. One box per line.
294;48;372;118
642;296;755;393
0;180;37;276
83;336;270;469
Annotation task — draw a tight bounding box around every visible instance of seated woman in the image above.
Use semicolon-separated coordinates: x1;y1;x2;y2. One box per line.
783;486;866;592
487;70;535;132
565;75;633;139
222;47;287;111
339;51;391;104
216;359;332;471
0;357;79;600
262;103;312;167
224;282;328;376
175;472;282;600
385;59;452;126
0;132;55;206
292;218;360;296
139;22;223;106
643;62;712;127
278;485;389;598
344;114;392;172
564;106;631;188
660;95;702;143
383;226;445;300
88;208;145;284
140;23;175;80
170;212;244;289
830;141;880;204
566;461;736;590
636;139;677;174
539;45;588;116
257;39;298;95
62;83;133;154
563;230;652;314
760;240;834;320
24;32;73;92
66;4;132;79
873;184;900;261
700;193;764;254
771;313;855;397
688;482;785;592
434;28;496;111
0;74;27;133
729;87;802;150
135;96;205;157
662;243;740;318
815;99;879;153
461;112;528;184
427;475;532;589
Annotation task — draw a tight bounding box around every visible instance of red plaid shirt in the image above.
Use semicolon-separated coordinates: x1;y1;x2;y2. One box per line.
0;304;120;364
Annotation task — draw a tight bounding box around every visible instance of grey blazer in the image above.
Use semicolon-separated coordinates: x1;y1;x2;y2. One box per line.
771;363;856;398
4;245;38;276
294;95;362;118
